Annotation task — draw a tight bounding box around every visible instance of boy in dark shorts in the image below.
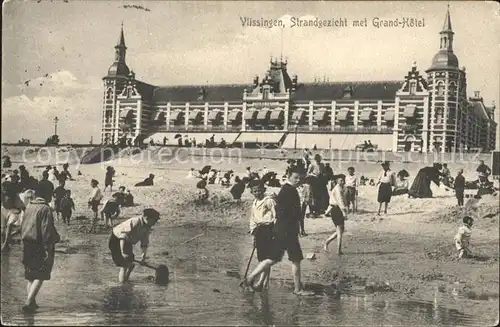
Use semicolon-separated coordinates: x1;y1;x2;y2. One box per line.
52;180;66;221
101;193;121;228
344;167;357;213
240;167;314;296
108;208;160;283
323;176;347;255
20;182;60;313
248;179;276;291
60;190;75;225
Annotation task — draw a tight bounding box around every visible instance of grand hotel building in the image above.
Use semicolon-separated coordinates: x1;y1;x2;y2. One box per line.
101;9;497;152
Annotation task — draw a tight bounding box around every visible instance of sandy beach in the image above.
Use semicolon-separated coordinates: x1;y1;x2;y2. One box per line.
1;146;499;325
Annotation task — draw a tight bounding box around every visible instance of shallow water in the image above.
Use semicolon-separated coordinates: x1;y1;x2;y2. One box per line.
0;226;490;326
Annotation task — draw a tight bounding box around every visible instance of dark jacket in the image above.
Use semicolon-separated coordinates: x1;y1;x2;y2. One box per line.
21;197;60;245
274;183;301;237
454;175;465;191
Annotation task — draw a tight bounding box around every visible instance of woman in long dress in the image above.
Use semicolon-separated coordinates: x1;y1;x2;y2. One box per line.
408;163;442;198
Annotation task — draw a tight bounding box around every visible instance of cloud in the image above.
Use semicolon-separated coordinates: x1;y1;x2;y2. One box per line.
2;71;102;144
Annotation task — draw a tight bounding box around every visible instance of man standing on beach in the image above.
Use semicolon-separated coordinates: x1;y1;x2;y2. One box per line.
241;167;314;296
20;181;60;313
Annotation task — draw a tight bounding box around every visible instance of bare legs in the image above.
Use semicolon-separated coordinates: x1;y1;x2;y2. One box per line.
1;224;13;252
253;267;271;290
377;202;388;215
118;263;135;283
323;224;344;255
23;280;43;312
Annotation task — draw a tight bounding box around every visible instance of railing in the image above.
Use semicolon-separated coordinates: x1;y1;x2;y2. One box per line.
186;125;206;131
224;125;241;132
295;126;312;132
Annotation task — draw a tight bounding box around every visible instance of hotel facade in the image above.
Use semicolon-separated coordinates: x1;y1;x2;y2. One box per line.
101;9;497;152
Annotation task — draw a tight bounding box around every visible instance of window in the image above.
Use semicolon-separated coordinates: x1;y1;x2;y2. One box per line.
106;88;113;100
262;88;270;100
435;108;443;124
448;83;456;96
436;82;445;96
409;81;417;95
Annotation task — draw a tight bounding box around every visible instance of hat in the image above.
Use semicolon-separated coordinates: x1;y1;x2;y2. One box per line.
143;208;160;219
381;161;390;167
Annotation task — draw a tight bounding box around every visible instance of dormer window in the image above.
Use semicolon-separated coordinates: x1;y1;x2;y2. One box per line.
409;81;417;95
262;87;270;100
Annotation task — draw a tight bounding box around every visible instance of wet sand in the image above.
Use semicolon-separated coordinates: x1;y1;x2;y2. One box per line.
1;147;499;325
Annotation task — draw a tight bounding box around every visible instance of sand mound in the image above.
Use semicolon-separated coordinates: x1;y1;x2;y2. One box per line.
428;195;499;224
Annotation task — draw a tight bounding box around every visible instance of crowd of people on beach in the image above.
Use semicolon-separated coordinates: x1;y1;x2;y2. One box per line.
1;147;498;312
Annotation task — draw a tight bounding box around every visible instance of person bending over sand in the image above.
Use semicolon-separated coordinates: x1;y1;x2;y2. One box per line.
108;208;160;283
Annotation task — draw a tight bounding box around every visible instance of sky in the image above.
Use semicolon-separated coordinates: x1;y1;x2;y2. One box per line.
2;0;499;145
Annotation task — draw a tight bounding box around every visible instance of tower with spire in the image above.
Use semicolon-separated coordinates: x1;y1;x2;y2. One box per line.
425;5;467;153
101;24;133;144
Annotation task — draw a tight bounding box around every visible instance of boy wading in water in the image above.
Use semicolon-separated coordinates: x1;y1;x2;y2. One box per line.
240;168;314;296
20;182;60;313
323;176;347;255
108;208;160;283
248;180;276;291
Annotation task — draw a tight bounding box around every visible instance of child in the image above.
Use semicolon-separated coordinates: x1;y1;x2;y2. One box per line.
60;190;75;225
108;208;160;283
195;179;209;204
248;179;276;291
454;216;473;259
124;190;134;207
101;193;121;228
299;176;314;235
344;167;357;213
186;168;199;179
104;166;115;192
241;167;314;296
230;176;246;202
323;175;347;255
88;179;103;221
454;169;466;206
393;172;410;196
52;180;66;221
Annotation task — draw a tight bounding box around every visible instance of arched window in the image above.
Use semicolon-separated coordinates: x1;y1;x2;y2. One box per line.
448;82;457;96
435;107;443;124
436;82;445;96
409;81;417;95
106;88;113;100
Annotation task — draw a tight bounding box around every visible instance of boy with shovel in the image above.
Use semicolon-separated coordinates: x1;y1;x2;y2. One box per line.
108;208;160;283
240;167;314;296
247;179;276;291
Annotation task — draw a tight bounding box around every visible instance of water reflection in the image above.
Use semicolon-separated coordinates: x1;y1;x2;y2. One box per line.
0;225;494;326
